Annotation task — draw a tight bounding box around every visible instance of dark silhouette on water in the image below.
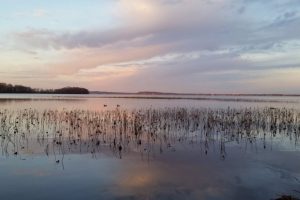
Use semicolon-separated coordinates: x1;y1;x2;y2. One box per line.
274;195;300;200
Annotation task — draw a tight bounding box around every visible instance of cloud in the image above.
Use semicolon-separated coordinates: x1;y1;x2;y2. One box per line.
13;0;300;55
2;0;300;92
12;1;231;50
14;9;49;18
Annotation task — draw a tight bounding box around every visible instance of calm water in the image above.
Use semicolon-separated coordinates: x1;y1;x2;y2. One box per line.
0;94;300;200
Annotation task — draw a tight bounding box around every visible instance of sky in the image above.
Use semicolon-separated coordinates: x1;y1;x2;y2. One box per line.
1;0;300;93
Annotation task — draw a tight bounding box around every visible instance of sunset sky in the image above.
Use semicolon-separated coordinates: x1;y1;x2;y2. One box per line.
1;0;300;93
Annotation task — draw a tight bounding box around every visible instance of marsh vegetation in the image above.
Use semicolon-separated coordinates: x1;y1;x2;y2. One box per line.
1;106;299;160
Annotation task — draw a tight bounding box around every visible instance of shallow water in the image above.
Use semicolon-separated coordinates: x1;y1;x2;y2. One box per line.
0;94;300;200
1;93;300;110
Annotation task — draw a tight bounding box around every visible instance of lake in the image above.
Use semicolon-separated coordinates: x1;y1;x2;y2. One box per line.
0;94;300;200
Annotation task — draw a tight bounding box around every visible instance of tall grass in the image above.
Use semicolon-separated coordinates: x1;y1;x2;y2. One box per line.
0;107;299;161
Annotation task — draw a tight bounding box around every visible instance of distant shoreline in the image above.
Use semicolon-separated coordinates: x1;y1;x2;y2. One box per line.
1;92;300;97
90;91;300;97
0;83;89;94
1;82;300;96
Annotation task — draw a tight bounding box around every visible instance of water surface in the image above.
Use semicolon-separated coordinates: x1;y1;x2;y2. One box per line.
0;94;300;200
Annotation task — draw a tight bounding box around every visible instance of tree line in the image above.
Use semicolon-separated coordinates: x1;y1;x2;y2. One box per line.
0;83;89;94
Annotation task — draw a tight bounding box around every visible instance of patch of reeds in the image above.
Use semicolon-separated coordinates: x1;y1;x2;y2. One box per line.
0;107;299;162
